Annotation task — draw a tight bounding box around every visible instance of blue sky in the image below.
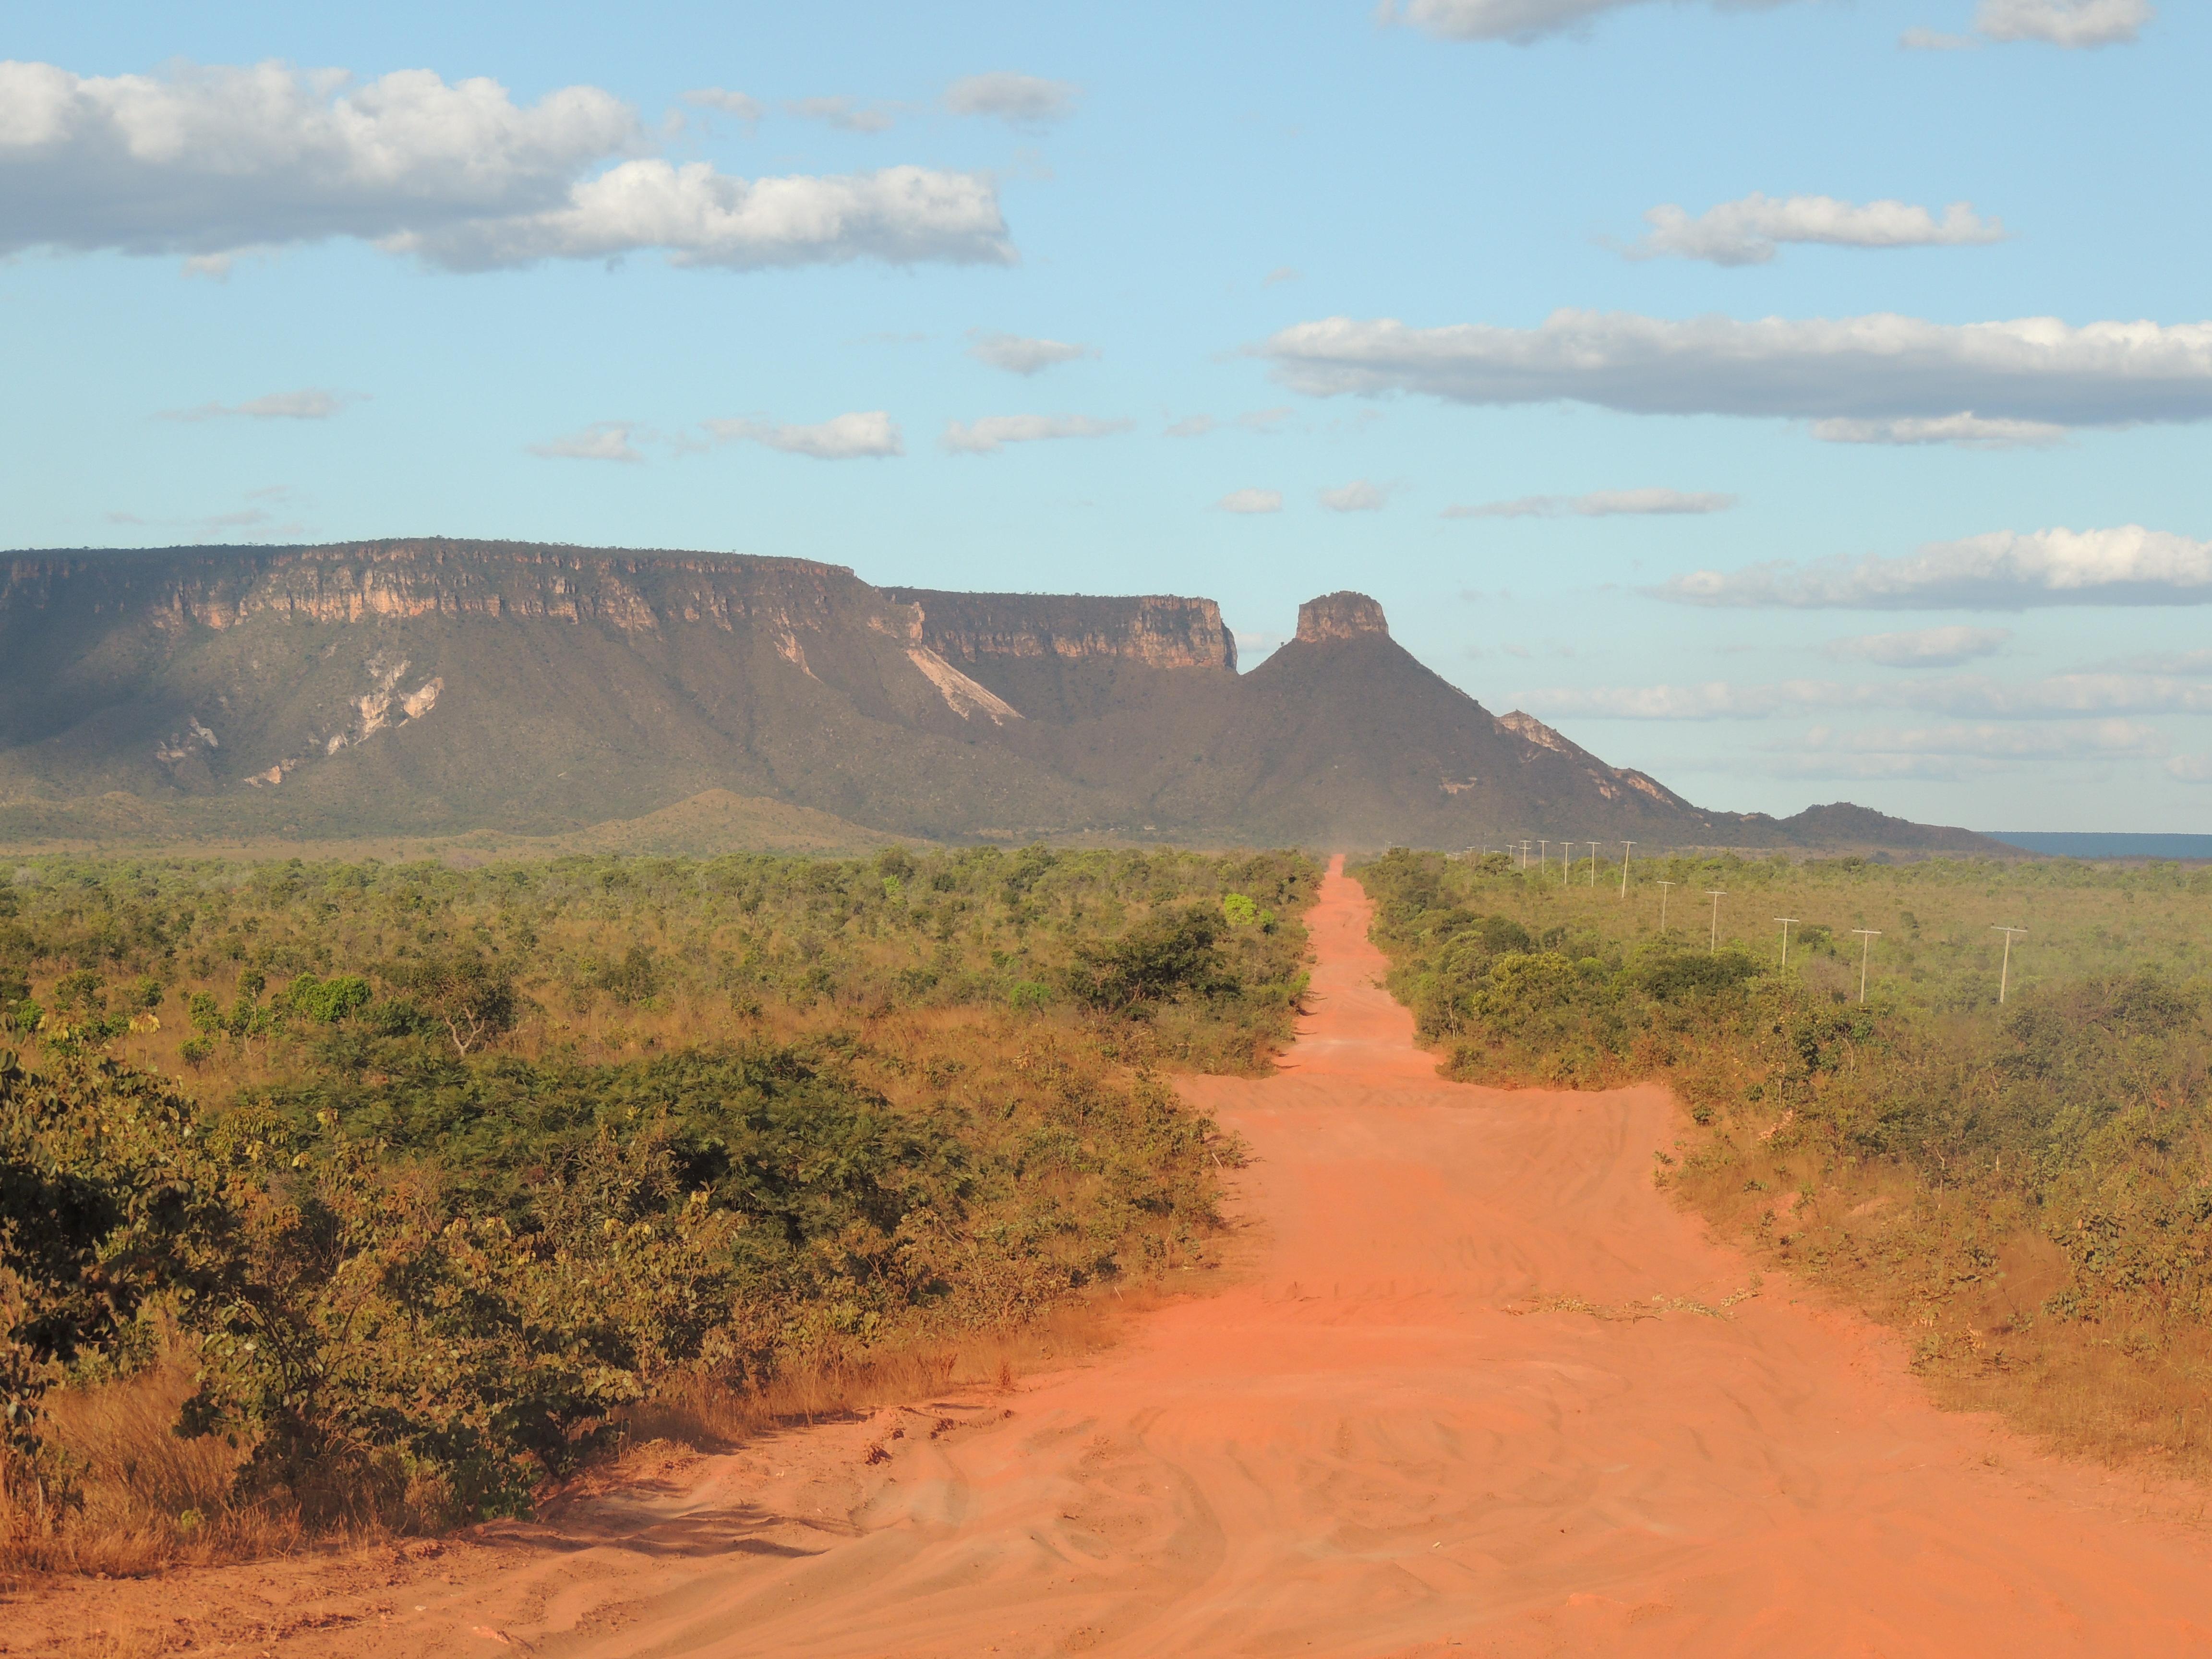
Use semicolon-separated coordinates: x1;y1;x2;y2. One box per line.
5;0;2209;831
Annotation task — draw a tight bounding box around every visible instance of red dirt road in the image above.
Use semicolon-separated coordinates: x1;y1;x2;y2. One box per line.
26;858;2212;1657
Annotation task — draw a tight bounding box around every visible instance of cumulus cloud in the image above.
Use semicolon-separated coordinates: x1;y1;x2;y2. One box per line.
704;411;902;458
529;421;643;463
1821;625;2013;668
1727;719;2167;781
1259;311;2212;434
2169;754;2212;783
944;73;1080;126
940;414;1133;455
785;96;897;133
1518;673;2212;721
2111;649;2212;674
1320;480;1389;513
1811;414;2066;448
1381;0;1803;44
682;87;762;123
1627;194;2004;266
398;160;1011;271
967;331;1096;375
1973;0;2152;47
158;388;360;421
1659;526;2212;610
1216;488;1283;514
1167;408;1294;438
0;60;1012;271
1444;487;1733;519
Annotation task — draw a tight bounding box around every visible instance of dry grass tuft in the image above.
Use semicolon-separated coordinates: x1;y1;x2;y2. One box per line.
0;1356;301;1586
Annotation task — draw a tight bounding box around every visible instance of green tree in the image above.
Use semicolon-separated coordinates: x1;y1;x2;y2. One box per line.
381;955;517;1057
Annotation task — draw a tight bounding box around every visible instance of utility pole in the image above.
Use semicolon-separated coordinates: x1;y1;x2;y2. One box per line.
1706;890;1727;955
1851;928;1880;1004
1618;842;1635;898
1539;839;1548;872
1587;841;1599;886
1775;916;1800;969
1992;926;2027;1003
1657;880;1674;932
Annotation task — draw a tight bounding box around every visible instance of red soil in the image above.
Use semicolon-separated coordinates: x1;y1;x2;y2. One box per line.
18;856;2212;1656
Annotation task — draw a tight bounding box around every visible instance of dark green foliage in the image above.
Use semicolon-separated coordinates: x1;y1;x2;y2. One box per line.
0;1051;244;1457
281;974;372;1024
0;844;1317;1528
1065;910;1229;1013
378;954;516;1056
1360;848;1768;1086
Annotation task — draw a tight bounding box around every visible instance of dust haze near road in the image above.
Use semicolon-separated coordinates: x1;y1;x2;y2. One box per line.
32;858;2212;1656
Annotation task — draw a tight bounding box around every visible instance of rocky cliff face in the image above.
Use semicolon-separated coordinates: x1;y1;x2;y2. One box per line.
1295;591;1390;644
0;541;871;637
0;541;1995;853
885;589;1237;673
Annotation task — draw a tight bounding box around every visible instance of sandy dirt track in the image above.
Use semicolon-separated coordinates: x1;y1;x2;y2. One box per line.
21;857;2212;1657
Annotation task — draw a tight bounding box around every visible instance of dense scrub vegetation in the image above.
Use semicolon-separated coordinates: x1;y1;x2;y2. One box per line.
0;845;1315;1569
1358;847;2212;1476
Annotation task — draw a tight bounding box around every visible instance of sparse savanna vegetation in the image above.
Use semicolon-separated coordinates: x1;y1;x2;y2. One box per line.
0;844;1316;1579
1358;846;2212;1479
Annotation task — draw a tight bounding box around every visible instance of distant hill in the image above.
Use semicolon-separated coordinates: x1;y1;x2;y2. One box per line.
0;541;2008;855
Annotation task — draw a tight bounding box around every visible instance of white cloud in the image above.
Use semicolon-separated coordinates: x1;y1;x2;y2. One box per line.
1799;719;2164;757
1974;0;2152;47
1216;488;1283;514
158;388;359;421
1263;266;1302;286
1660;526;2212;610
1166;407;1294;439
529;421;643;463
0;60;1011;272
1259;311;2212;433
940;414;1133;455
682;87;762;123
2169;754;2212;783
1811;414;2066;447
704;411;902;459
1320;479;1389;513
944;73;1080;126
1899;26;1978;48
785;96;897;133
1381;0;1802;44
1445;487;1734;518
1518;673;2212;721
2112;649;2212;675
401;159;1011;271
967;331;1096;374
1700;718;2167;781
1628;194;2004;266
1821;625;2013;668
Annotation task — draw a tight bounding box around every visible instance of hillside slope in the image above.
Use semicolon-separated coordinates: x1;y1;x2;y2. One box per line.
0;541;2004;853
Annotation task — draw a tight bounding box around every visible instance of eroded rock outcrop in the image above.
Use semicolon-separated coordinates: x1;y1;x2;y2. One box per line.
1295;591;1389;644
887;589;1237;673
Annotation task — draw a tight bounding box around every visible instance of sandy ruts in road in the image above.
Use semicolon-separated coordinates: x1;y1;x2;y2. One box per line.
22;855;2212;1657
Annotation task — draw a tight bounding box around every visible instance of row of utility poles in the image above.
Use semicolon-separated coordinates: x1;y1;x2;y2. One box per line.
1481;840;2030;1005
